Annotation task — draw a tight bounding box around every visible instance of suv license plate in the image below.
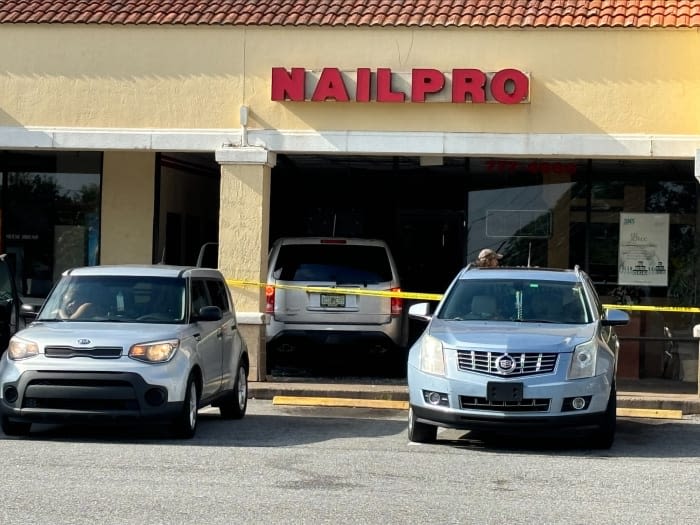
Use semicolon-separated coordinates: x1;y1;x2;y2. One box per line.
320;293;346;307
487;382;523;402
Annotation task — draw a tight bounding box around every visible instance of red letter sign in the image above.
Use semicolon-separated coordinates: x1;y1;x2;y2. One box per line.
451;69;487;103
311;68;350;102
355;68;371;102
490;69;529;104
411;69;445;102
376;68;405;102
271;67;306;101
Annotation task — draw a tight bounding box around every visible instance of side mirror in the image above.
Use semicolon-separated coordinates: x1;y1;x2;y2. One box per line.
603;308;629;326
195;305;223;322
20;302;38;321
408;302;432;322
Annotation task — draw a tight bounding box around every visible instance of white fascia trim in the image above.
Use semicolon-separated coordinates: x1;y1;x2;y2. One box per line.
1;126;700;160
216;146;277;166
0;126;242;151
248;130;700;159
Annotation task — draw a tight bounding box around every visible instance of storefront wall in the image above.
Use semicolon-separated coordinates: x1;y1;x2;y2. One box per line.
101;151;155;264
1;25;698;134
2;23;700;382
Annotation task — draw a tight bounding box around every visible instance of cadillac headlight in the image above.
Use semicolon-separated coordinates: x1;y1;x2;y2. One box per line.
419;335;446;376
7;337;39;360
568;339;598;379
129;339;179;363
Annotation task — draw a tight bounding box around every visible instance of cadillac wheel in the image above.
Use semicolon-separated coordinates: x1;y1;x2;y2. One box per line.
408;406;437;443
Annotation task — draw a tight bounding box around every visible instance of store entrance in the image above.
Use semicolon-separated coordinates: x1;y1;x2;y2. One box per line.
267;156;467;378
266;155;699;387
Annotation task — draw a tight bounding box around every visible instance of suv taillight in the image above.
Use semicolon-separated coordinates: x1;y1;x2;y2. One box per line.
390;287;403;317
319;239;347;244
265;285;275;314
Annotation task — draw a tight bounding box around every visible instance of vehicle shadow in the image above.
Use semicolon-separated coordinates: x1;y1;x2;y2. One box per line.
5;409;700;458
435;417;700;458
0;407;408;447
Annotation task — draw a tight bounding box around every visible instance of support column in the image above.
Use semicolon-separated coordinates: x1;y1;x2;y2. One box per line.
101;151;156;264
216;147;276;381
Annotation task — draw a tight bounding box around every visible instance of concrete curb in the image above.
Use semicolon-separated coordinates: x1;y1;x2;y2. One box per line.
250;382;700;416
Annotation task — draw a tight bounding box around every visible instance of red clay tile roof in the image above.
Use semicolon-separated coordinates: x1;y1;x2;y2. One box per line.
1;0;698;28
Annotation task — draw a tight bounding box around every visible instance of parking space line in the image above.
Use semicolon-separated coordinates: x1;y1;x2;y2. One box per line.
272;396;409;410
616;408;683;419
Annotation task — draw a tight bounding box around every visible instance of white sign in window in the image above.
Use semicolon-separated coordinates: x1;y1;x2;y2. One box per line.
618;213;669;287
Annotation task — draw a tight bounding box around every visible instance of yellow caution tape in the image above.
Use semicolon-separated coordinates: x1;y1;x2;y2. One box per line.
601;304;700;314
226;279;443;301
226;279;698;311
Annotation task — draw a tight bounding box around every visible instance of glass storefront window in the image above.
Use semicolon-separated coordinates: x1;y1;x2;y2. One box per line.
466;158;697;384
1;151;102;302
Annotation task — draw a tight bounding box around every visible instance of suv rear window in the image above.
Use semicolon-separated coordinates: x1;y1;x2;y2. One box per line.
273;245;393;284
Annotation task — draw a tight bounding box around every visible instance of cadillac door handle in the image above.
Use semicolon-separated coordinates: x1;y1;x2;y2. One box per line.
193;333;201;341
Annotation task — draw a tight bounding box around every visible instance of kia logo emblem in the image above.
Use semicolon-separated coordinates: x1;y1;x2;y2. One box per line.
77;338;91;345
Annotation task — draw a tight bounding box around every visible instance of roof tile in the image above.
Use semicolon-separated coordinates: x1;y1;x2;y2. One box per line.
0;1;698;28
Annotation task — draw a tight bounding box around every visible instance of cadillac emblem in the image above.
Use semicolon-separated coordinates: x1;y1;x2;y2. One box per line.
495;354;517;374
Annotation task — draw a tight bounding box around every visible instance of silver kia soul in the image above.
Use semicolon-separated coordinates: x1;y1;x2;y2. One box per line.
407;265;629;449
265;237;407;358
0;265;249;438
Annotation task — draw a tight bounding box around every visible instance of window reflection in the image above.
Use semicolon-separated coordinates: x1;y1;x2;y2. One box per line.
1;152;101;302
466;157;697;383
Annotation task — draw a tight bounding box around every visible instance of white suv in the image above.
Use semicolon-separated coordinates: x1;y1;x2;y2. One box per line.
265;237;407;365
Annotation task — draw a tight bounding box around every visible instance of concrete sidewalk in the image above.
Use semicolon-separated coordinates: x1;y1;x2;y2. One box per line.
249;379;700;416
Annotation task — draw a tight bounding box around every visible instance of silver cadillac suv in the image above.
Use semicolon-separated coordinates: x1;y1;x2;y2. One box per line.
0;264;249;438
407;265;629;449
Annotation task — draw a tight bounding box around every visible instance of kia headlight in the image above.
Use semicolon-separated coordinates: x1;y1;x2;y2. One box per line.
7;337;39;360
568;339;598;379
419;335;446;376
129;339;179;363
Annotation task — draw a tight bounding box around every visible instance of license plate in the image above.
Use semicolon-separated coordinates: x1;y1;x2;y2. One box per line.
487;382;523;402
320;293;346;307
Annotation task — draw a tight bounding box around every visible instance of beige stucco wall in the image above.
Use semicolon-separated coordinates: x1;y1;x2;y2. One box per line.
101;151;155;263
0;25;697;135
218;162;272;380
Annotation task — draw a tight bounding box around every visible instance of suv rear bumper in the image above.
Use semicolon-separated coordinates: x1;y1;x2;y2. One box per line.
267;329;400;349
